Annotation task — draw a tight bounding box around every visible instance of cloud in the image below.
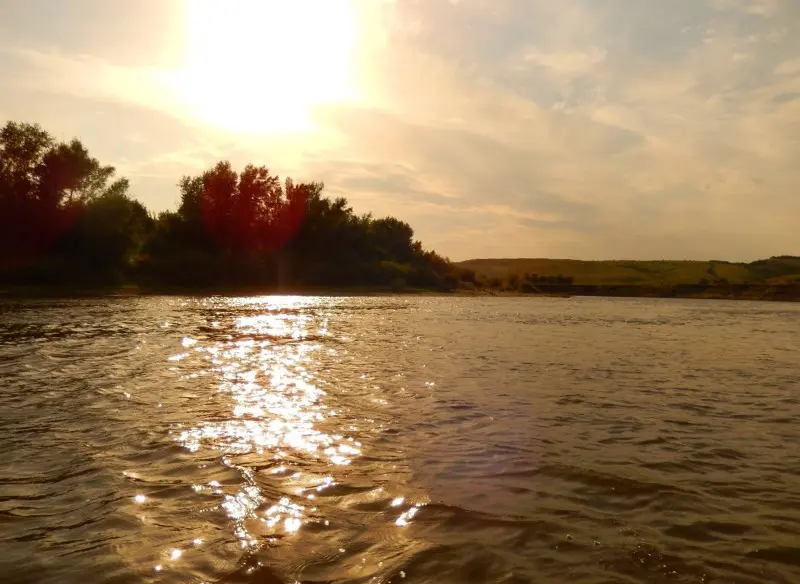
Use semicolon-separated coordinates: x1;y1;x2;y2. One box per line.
711;0;780;17
0;0;798;260
772;91;800;104
521;47;607;75
0;47;177;115
775;57;800;76
319;0;799;258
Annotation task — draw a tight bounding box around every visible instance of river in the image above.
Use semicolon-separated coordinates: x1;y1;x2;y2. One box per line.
1;296;799;584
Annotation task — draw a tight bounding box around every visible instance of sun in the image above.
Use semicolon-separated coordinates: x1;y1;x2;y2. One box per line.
171;0;359;134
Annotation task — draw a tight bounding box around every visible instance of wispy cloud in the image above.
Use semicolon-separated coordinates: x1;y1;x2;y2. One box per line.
0;0;798;260
521;47;607;75
2;47;174;111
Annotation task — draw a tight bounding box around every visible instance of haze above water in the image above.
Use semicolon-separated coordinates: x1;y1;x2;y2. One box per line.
1;296;799;584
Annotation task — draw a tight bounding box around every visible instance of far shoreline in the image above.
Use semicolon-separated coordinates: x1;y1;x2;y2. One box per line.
1;283;798;303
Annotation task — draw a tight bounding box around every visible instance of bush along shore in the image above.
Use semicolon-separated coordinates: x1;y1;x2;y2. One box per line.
1;121;459;294
1;121;797;301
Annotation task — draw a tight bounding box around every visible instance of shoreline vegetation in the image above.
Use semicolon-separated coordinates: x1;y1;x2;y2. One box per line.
1;283;798;303
2;121;798;303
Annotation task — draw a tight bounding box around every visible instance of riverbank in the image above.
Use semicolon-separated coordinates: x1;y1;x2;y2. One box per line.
1;282;798;301
0;283;463;298
563;283;800;302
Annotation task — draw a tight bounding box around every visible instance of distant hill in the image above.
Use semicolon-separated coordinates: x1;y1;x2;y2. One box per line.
455;256;800;286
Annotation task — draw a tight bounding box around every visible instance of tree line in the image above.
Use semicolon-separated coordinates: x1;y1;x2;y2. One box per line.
0;121;460;291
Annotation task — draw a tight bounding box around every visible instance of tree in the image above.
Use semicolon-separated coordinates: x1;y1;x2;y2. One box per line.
1;121;129;273
62;187;152;276
0;121;53;203
371;217;415;261
1;122;55;264
3;125;463;292
37;139;116;206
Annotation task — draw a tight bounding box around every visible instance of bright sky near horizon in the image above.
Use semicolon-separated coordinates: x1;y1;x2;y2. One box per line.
0;0;798;261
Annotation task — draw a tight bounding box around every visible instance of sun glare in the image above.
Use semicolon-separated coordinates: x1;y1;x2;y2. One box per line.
172;0;359;134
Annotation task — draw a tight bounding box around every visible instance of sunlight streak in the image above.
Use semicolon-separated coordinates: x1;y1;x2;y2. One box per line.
173;296;367;547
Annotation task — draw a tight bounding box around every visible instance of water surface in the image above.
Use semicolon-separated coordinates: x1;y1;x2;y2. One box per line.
1;296;799;583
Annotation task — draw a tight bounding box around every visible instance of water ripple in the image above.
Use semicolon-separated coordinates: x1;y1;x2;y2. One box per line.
0;296;799;583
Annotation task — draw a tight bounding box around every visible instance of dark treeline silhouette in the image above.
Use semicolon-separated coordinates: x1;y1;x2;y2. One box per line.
5;121;795;300
0;121;458;292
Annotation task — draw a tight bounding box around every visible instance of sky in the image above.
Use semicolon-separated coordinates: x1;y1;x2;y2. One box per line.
0;0;798;261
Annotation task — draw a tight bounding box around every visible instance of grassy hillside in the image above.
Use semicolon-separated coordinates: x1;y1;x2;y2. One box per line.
456;256;800;286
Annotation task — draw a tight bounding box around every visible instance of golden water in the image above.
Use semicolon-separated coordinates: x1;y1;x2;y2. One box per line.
1;296;798;583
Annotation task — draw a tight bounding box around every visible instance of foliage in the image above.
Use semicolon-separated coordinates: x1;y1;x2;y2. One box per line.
4;120;796;294
458;257;800;287
138;159;456;290
1;121;458;291
1;122;146;282
505;273;520;290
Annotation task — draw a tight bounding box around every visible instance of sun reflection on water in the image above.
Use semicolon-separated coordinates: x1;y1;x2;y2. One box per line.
173;297;368;549
160;296;424;578
395;505;421;527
